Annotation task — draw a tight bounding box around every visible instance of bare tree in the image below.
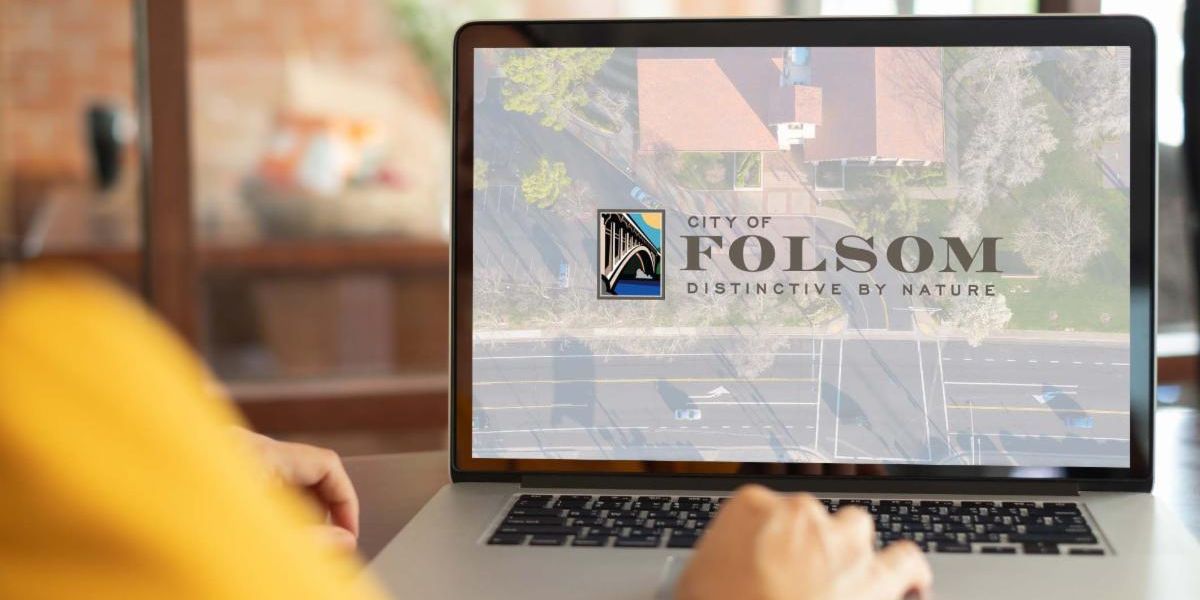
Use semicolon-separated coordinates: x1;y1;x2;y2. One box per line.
950;47;1058;236
1060;47;1130;149
940;281;1013;347
1013;190;1109;284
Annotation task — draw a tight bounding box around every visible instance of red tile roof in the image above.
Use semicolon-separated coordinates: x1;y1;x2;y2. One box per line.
637;57;780;152
803;47;944;162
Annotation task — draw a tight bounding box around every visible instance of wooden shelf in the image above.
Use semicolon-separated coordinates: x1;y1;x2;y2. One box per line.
28;237;448;281
230;373;448;433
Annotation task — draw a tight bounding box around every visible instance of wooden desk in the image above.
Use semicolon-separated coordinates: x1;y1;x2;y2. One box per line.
345;407;1200;562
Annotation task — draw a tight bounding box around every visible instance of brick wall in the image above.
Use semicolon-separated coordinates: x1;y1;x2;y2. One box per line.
0;0;442;213
0;0;136;181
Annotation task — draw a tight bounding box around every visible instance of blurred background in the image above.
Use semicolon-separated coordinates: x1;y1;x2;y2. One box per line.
1;0;1194;457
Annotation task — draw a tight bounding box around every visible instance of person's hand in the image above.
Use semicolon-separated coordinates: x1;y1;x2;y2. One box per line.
676;485;932;600
237;429;359;552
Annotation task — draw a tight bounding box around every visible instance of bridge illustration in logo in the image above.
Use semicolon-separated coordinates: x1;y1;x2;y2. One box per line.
598;209;664;299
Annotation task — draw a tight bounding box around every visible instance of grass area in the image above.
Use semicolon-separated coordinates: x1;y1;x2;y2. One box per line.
671;152;735;190
998;275;1130;333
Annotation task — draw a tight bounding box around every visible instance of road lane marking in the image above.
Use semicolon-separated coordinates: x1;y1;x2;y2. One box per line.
936;337;952;456
476;404;588;411
814;337;825;451
984;358;995;362
912;313;932;461
475;351;819;360
692;401;817;406
974;432;1129;441
947;405;1129;415
475;426;649;434
1006;359;1016;362
943;381;1079;388
473;377;816;386
1072;361;1083;364
833;336;845;457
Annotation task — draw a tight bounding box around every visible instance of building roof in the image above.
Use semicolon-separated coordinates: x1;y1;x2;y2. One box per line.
802;47;945;163
636;48;822;153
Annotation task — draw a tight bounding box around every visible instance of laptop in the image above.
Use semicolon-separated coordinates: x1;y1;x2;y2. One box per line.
371;15;1200;599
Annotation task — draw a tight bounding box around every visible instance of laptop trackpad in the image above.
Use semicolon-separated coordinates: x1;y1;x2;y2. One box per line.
655;555;687;599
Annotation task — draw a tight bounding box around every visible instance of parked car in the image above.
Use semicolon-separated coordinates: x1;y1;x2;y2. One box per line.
1033;390;1069;404
673;408;702;421
1066;415;1095;429
630;186;661;209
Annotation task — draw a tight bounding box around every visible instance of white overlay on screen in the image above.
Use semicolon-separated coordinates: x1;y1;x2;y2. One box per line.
471;46;1131;468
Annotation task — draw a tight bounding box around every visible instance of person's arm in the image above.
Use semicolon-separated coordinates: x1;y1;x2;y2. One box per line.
0;267;386;600
677;485;932;600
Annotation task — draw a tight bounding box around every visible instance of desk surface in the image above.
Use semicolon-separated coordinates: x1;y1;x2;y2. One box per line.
345;406;1200;561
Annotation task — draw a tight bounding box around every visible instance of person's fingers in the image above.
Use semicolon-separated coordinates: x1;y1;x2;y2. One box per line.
830;504;878;564
278;443;360;537
731;484;781;515
307;447;359;537
310;524;358;552
874;541;934;600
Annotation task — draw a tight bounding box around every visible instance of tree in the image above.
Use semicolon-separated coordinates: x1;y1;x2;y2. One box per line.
854;168;929;243
940;283;1012;347
473;159;489;191
950;48;1058;235
1060;48;1130;149
521;158;571;208
500;48;615;130
1013;190;1109;284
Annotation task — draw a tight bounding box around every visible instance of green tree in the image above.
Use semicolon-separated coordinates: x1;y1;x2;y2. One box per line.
473;159;489;191
521;158;571;208
854;168;930;244
500;48;614;130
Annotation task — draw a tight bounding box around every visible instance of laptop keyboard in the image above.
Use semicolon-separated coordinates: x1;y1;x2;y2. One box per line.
486;494;1104;555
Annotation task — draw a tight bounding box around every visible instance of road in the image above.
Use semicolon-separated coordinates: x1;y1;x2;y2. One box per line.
471;333;1131;468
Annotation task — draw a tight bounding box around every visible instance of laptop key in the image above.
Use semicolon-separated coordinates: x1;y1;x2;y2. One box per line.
528;534;568;546
514;495;553;508
980;546;1018;554
488;533;526;545
503;516;567;526
1009;533;1097;545
667;533;700;548
935;543;972;553
1068;548;1105;556
614;537;660;548
572;535;610;547
497;525;577;536
1022;542;1062;555
507;507;561;517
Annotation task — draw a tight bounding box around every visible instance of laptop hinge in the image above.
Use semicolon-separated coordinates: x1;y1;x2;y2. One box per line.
520;475;1081;496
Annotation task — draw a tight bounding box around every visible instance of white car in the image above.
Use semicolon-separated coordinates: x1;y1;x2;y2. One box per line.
673;408;702;421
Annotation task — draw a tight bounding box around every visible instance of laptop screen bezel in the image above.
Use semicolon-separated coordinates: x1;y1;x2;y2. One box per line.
450;16;1155;492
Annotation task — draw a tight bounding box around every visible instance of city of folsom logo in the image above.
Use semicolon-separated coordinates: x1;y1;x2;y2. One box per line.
597;209;664;299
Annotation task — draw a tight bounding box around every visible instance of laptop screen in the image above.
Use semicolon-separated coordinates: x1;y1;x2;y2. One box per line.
470;46;1130;469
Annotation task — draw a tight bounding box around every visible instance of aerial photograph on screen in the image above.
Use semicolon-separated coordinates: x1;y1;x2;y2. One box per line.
470;46;1131;468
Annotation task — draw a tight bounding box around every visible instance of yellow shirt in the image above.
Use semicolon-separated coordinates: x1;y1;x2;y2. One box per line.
0;267;387;600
